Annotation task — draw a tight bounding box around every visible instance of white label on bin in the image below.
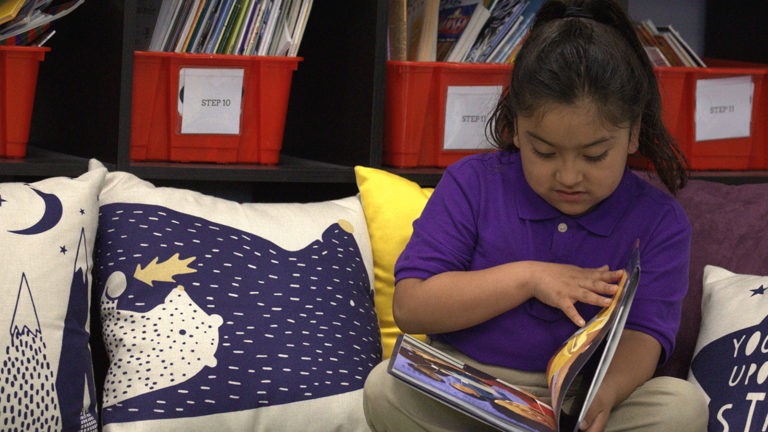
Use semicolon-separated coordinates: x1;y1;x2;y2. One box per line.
179;68;244;135
695;75;753;142
443;85;502;150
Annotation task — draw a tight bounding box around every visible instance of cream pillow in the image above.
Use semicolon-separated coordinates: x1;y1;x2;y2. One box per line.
688;265;768;432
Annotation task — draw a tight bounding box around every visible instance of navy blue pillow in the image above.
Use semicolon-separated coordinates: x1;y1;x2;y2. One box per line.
91;161;380;431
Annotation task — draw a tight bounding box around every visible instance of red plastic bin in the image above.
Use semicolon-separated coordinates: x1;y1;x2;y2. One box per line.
654;60;768;170
0;46;49;158
384;61;512;168
130;51;301;164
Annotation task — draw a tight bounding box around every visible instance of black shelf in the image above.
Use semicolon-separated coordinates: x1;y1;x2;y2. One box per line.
0;146;93;178
128;157;447;186
128;156;355;183
3;0;764;195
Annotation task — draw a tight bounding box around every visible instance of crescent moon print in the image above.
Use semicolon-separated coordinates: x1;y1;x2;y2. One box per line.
9;188;63;235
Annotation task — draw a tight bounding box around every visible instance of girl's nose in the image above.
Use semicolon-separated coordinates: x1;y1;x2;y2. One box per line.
555;160;583;186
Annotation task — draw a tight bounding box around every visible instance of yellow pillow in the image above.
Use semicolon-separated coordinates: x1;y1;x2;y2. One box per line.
354;166;433;358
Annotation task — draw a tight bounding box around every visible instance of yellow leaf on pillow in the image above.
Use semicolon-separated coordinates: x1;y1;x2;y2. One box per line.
354;166;433;358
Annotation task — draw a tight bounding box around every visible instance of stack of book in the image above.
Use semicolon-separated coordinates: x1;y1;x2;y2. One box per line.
635;19;706;68
148;0;313;57
389;0;545;63
391;1;705;67
0;0;84;46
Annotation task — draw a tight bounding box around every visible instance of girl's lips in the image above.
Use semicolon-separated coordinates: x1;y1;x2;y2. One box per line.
556;190;585;202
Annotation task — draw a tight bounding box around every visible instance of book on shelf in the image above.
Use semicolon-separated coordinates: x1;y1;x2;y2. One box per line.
464;0;524;63
388;240;641;432
461;0;544;64
0;0;84;45
436;0;490;62
490;0;543;63
0;0;26;26
406;0;440;61
635;19;706;68
388;0;408;60
146;0;313;57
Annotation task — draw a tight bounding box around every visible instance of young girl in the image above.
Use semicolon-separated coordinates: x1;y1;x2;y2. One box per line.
363;0;708;431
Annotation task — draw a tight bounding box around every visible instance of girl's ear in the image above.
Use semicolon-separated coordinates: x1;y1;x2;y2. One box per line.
628;119;641;154
512;118;521;149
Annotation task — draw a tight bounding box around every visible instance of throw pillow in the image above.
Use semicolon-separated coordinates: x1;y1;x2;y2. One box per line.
0;167;105;431
90;160;381;431
354;166;432;358
688;265;768;432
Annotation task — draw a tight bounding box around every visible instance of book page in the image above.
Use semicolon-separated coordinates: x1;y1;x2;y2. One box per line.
389;335;556;431
545;241;640;430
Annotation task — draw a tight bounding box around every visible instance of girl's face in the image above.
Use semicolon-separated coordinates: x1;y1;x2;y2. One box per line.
513;100;639;216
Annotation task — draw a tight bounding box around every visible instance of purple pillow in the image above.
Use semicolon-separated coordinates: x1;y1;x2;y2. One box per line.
655;178;768;378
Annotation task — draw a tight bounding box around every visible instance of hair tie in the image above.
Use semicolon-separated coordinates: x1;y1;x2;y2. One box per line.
563;6;594;19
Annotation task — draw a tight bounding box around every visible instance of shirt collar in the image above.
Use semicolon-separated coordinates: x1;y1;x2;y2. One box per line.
513;152;639;237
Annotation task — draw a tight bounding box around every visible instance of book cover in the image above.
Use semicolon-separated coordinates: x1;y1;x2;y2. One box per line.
201;0;235;53
652;34;685;67
184;0;218;53
0;0;84;42
215;0;245;54
287;0;312;57
389;0;408;60
464;0;524;63
407;0;440;61
223;0;254;54
232;0;260;55
487;0;544;63
257;0;284;55
175;0;203;53
162;0;194;52
242;0;268;55
436;0;483;62
658;24;706;67
445;2;490;62
266;0;294;55
388;240;641;432
0;0;26;26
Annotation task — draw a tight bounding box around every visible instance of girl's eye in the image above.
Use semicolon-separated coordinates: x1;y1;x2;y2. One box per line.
585;151;608;162
532;148;555;159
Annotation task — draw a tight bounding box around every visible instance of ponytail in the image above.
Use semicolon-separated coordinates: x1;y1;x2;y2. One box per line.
488;0;688;194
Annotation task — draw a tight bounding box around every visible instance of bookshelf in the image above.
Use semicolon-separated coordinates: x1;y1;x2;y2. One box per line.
0;0;766;198
10;0;419;200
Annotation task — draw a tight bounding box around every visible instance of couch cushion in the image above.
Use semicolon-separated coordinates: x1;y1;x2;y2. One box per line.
90;161;380;431
688;265;768;431
354;166;432;358
0;167;105;431
656;178;768;378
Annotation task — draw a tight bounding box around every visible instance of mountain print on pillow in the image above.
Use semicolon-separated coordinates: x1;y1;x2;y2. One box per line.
0;168;105;432
94;201;381;428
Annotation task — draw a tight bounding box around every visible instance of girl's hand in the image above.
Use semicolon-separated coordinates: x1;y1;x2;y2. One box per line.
528;263;622;327
578;389;614;432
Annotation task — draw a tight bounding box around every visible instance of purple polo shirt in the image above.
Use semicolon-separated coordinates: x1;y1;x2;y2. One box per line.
395;151;691;371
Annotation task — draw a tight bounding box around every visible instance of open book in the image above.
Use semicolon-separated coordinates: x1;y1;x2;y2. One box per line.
388;240;641;431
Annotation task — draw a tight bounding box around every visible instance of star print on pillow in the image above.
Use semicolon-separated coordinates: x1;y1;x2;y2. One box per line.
0;167;105;431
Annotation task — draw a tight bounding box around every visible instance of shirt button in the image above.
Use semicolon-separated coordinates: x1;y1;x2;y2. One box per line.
557;223;568;233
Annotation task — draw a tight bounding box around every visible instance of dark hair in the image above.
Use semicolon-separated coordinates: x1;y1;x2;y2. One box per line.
487;0;688;194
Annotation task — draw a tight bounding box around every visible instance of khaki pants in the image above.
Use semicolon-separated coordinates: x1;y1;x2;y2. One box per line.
363;341;707;432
